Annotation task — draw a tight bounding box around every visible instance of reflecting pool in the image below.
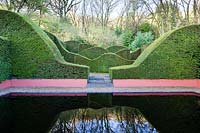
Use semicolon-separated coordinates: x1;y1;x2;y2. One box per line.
0;96;199;133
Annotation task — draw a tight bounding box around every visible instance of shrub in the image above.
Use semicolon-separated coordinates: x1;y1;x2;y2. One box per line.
114;26;122;36
129;32;154;49
138;22;159;38
75;53;134;73
110;25;200;79
79;47;108;59
138;22;152;33
0;10;89;79
0;37;11;82
121;30;135;47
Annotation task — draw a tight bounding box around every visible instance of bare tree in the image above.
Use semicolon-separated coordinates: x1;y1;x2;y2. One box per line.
68;0;80;26
91;0;119;28
0;0;27;12
49;0;81;20
193;0;200;23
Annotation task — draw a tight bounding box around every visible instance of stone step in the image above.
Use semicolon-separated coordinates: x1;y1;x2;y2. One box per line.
87;83;113;88
87;73;113;88
88;76;111;80
88;79;112;84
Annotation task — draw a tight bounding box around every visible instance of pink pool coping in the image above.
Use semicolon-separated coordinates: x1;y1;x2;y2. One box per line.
1;79;200;90
113;79;200;88
0;79;87;89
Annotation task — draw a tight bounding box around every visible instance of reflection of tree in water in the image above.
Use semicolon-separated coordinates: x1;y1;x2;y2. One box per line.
50;106;157;133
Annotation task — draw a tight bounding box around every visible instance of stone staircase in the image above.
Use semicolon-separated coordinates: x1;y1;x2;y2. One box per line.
87;73;113;88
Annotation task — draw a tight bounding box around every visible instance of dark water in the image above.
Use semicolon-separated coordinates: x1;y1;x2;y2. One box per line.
0;95;200;133
50;107;157;133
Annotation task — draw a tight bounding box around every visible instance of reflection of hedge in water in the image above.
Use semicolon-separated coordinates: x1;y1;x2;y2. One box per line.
0;10;88;79
0;37;11;82
110;25;200;79
75;53;134;73
106;45;128;53
79;47;108;59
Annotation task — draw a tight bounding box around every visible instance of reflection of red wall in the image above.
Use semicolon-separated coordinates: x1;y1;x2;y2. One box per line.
113;79;200;88
0;79;87;89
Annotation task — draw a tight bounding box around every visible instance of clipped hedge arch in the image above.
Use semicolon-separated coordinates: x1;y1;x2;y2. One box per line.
0;10;89;79
76;53;133;73
110;25;200;79
107;45;128;53
79;47;108;59
0;36;11;82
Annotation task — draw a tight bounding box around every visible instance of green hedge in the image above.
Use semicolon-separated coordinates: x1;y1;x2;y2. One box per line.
79;47;108;59
110;25;200;79
0;10;89;79
115;48;141;60
0;36;11;82
63;41;93;53
45;30;91;65
76;53;133;73
131;48;142;60
107;46;128;53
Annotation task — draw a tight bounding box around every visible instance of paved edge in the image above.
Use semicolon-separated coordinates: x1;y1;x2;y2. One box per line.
0;87;200;97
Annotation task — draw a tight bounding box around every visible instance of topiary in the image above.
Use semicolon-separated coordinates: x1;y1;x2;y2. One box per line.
79;47;108;59
0;10;89;79
107;45;128;53
110;25;200;79
0;36;11;82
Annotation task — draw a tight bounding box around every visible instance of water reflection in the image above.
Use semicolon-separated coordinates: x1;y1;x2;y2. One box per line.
50;106;157;133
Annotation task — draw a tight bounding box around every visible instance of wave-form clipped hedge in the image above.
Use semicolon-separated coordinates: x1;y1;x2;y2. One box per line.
115;48;141;60
0;10;89;79
0;36;11;82
107;46;128;53
63;41;93;53
79;47;108;59
45;31;90;64
76;53;134;73
110;25;200;79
